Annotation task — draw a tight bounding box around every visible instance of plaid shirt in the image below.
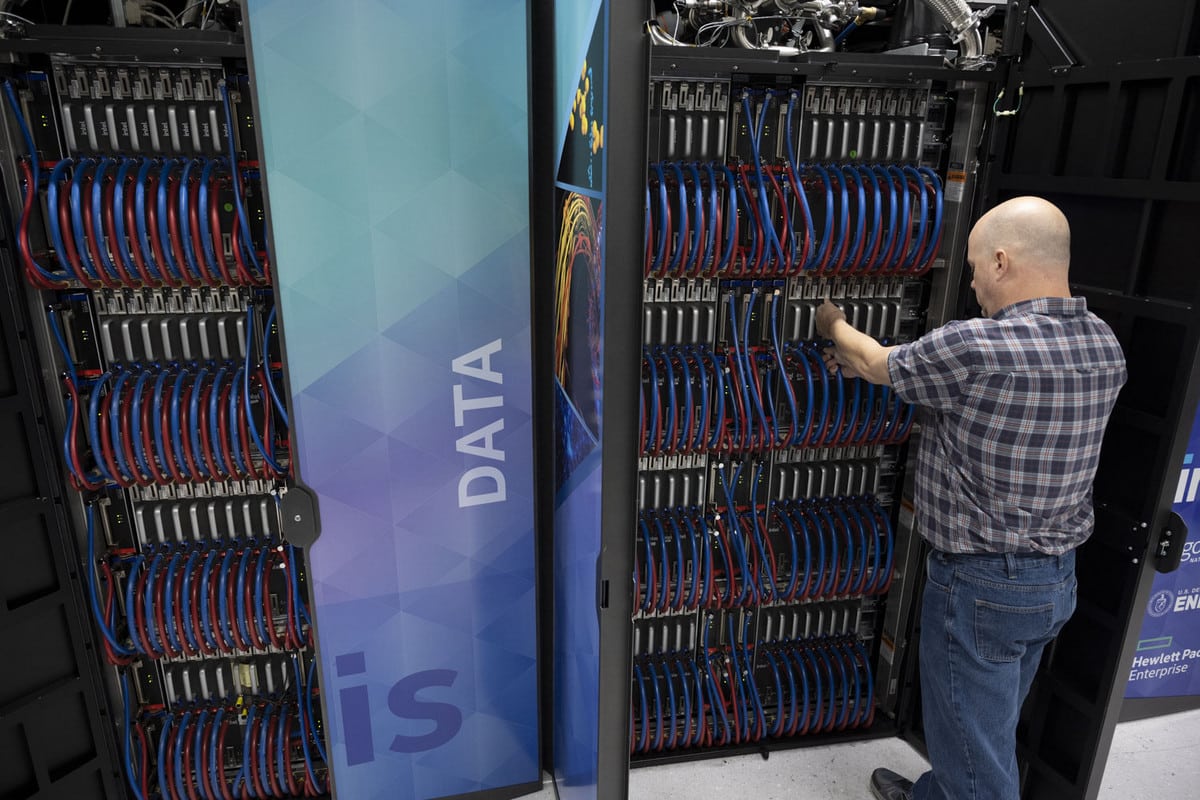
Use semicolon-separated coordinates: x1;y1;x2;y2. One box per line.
887;297;1126;554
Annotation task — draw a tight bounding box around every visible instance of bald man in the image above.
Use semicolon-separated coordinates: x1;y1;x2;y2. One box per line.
816;197;1127;800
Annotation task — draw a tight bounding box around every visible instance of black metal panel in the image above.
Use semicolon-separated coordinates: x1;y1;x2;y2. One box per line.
979;6;1200;797
0;24;244;59
1024;0;1199;69
629;724;899;768
529;0;558;775
596;3;649;798
1120;693;1200;722
652;46;998;84
1168;76;1200;182
0;251;123;798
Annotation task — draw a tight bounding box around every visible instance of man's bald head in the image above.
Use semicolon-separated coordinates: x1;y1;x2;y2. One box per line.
970;196;1071;278
966;197;1073;316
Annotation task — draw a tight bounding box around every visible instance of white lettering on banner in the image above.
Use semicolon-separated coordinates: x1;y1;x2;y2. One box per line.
456;419;505;461
1175;593;1200;613
452;385;502;426
458;466;506;508
452;339;503;384
1129;663;1189;682
1132;651;1184;668
1129;647;1200;682
1176;465;1200;503
453;339;507;508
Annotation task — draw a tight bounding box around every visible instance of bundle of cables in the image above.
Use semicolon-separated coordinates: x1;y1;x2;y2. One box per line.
62;361;282;488
51;302;289;489
629;614;746;754
700;462;775;609
778;162;944;277
642;90;944;279
718;289;910;454
718;290;776;452
758;634;876;739
645;160;740;278
133;685;326;800
779;87;943;277
715;289;910;454
84;503;314;662
634;506;712;616
720;613;767;745
629;647;711;754
640;344;726;456
780;340;914;449
768;495;895;604
1;77;270;289
38;153;267;288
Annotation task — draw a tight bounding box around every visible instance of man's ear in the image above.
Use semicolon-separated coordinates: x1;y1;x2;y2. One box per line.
993;247;1011;279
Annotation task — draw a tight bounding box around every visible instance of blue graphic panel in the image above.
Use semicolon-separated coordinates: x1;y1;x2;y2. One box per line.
244;1;539;798
555;0;606;168
552;4;608;800
553;444;603;800
1127;399;1200;699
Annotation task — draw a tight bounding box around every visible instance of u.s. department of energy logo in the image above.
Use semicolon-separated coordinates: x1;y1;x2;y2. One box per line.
1148;590;1175;618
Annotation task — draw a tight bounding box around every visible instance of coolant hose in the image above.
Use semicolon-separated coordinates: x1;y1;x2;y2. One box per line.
920;0;982;59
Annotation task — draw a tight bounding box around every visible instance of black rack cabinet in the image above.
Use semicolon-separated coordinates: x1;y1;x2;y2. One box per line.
538;3;1200;800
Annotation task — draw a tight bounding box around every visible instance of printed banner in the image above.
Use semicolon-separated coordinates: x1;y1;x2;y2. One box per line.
552;4;608;800
244;2;539;798
1126;398;1200;699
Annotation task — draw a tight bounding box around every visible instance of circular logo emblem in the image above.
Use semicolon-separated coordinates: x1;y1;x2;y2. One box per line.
1148;590;1175;618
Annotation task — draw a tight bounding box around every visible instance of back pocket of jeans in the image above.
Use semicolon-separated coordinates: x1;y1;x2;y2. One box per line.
974;599;1054;663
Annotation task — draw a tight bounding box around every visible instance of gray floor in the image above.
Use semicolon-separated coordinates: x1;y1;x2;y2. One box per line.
529;707;1200;799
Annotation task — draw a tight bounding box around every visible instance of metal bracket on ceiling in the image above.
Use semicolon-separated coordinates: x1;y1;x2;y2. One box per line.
1027;5;1077;71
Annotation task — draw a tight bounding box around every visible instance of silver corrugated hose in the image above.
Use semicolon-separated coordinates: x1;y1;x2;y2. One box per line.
920;0;983;59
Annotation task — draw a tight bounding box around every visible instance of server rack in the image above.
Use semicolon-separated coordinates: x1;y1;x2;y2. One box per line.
0;2;544;799
541;3;1200;800
0;3;1195;800
0;17;331;800
629;51;963;759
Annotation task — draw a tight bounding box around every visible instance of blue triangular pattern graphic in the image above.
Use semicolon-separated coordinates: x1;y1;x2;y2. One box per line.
246;2;538;798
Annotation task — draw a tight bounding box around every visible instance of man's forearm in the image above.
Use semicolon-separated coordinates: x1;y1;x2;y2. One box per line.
829;318;894;386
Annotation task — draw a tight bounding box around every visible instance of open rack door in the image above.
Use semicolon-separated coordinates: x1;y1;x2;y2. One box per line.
946;2;1200;797
244;1;542;798
545;1;647;799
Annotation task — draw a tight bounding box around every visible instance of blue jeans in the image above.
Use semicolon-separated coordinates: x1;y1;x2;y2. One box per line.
912;549;1077;800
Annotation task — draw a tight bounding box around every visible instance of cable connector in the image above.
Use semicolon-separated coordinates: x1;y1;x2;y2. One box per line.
993;82;1024;117
855;6;884;24
123;0;143;25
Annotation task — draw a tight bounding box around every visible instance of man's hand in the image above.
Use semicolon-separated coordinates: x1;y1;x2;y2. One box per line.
815;298;846;340
814;297;895;386
823;345;863;379
816;299;860;377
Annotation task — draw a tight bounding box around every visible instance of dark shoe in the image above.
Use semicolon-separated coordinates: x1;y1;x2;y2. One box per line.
870;767;914;800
